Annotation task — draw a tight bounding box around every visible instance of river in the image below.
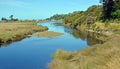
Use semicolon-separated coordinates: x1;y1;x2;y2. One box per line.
0;21;101;69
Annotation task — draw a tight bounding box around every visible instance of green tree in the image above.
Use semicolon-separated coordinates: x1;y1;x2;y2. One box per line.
72;14;81;24
9;15;14;21
100;0;120;21
111;1;120;19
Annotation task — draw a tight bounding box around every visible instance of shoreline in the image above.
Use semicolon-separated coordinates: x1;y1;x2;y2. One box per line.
50;23;120;69
62;23;114;36
62;23;110;42
0;21;48;46
50;34;120;69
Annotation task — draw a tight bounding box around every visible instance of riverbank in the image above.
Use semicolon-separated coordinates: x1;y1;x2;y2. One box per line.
63;21;120;36
50;21;120;69
50;34;120;69
0;21;48;45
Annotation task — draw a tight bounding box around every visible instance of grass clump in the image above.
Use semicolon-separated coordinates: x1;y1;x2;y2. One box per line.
0;21;48;45
32;31;62;38
52;49;74;60
50;35;120;69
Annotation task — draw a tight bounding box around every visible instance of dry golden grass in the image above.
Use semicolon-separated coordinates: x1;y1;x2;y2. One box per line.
76;24;87;31
88;22;120;36
50;34;120;69
93;22;120;30
62;23;71;28
32;31;63;38
0;21;48;44
94;22;106;29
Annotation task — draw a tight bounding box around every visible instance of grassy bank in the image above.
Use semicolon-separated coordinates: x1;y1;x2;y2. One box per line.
87;22;120;36
0;21;48;45
50;34;120;69
63;21;120;36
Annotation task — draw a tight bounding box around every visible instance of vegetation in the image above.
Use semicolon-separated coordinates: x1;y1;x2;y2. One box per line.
46;14;67;21
50;1;120;69
50;34;120;69
62;5;102;30
1;15;18;22
62;0;120;28
100;0;120;21
32;31;63;38
62;3;120;35
0;21;48;45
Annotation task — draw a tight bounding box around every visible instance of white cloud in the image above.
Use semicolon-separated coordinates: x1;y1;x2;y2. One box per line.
0;0;30;7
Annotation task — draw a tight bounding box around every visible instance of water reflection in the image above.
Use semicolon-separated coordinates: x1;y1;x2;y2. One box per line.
63;27;104;46
0;37;31;48
0;22;104;47
0;21;105;69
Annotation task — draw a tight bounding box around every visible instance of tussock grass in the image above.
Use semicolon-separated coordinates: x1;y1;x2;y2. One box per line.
32;31;62;38
109;23;120;31
88;22;120;36
50;35;120;69
0;21;48;44
62;23;72;28
93;22;120;30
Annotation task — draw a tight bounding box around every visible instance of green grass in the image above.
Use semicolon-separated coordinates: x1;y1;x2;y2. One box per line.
115;31;120;34
50;34;120;69
0;21;48;44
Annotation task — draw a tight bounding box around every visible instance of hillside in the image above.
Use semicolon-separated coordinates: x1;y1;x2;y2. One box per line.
62;5;102;30
50;3;120;69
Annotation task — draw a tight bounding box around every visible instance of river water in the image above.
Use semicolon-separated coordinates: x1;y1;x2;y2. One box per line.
0;21;101;69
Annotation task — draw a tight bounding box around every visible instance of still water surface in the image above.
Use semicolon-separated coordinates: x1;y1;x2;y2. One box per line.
0;21;96;69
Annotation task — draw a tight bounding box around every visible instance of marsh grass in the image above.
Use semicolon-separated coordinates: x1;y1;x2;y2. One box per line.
50;35;120;69
0;21;48;44
32;31;62;38
109;23;120;31
92;22;120;30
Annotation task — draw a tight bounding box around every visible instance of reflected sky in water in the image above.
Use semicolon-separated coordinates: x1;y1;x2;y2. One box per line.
0;21;89;69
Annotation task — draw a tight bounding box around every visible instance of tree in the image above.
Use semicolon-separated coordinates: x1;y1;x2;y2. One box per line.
111;1;120;19
102;0;114;20
1;17;8;22
9;15;14;21
100;0;120;21
9;15;18;21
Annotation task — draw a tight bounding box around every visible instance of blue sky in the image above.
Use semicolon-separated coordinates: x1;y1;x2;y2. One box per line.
0;0;100;20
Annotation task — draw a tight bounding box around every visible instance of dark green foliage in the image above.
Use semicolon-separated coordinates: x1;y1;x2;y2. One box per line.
9;15;14;20
9;15;18;21
1;17;8;22
111;2;120;20
1;15;18;22
100;0;120;21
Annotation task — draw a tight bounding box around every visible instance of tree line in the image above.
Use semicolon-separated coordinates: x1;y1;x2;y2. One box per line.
46;0;120;24
1;15;18;22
